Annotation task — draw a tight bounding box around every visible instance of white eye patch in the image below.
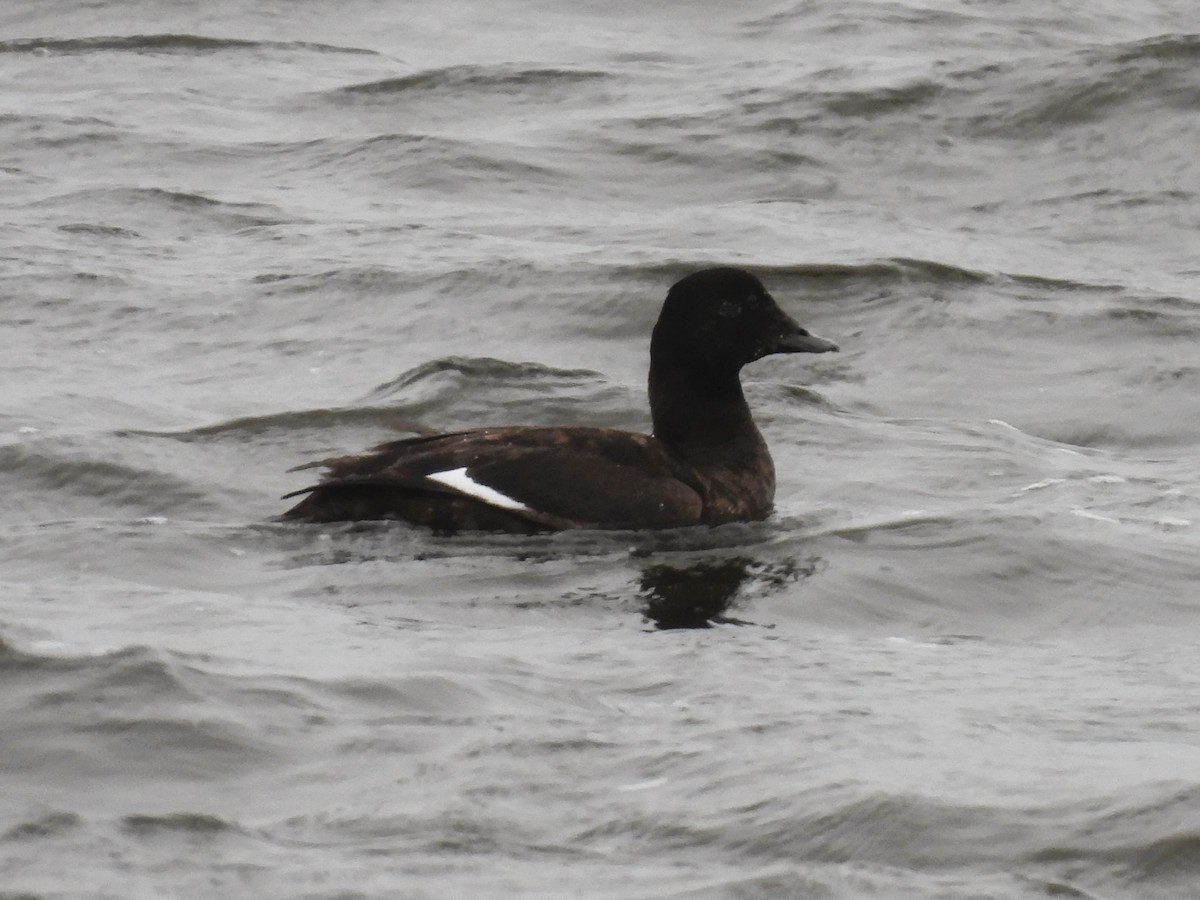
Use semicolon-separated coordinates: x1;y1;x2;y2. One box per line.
426;467;530;511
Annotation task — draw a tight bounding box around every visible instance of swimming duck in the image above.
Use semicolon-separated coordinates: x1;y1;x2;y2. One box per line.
281;267;837;532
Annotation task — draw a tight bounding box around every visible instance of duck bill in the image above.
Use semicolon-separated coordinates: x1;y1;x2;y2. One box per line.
775;329;839;354
769;308;839;354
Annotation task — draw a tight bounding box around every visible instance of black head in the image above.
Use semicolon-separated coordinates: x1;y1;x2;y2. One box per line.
651;267;838;373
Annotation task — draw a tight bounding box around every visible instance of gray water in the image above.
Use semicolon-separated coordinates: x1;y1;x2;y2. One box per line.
2;2;1200;898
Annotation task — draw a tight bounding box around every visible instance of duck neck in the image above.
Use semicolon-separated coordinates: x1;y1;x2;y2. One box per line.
648;361;765;464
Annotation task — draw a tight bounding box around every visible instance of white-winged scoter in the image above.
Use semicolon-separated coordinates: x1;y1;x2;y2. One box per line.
281;267;837;532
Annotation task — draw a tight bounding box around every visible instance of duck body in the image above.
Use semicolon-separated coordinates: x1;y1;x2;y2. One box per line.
281;267;837;533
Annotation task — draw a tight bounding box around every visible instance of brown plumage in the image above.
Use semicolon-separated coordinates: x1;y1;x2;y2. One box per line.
281;267;837;532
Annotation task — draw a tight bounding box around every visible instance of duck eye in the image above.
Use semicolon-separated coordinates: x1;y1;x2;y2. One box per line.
744;292;761;310
717;298;741;318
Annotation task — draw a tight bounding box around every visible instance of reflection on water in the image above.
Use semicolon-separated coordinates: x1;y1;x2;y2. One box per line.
639;557;753;629
639;555;821;629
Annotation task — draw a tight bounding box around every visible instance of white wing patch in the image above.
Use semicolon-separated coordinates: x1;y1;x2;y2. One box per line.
426;466;530;511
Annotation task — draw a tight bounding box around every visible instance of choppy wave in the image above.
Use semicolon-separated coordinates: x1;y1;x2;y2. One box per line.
0;642;277;780
334;64;610;98
29;186;287;230
0;438;217;519
0;34;378;57
730;29;1200;138
6;632;1195;895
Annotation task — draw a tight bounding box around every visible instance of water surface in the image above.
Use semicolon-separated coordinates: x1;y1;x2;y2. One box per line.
2;2;1199;897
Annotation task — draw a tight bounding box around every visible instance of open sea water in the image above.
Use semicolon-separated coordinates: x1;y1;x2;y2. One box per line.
2;2;1199;898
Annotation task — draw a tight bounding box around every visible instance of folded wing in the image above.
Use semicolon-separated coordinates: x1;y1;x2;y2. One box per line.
281;427;703;530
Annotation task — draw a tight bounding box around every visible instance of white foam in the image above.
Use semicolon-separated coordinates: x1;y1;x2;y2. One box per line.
1019;478;1064;493
426;466;530;511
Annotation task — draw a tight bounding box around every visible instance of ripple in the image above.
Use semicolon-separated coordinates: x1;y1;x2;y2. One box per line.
0;34;378;57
